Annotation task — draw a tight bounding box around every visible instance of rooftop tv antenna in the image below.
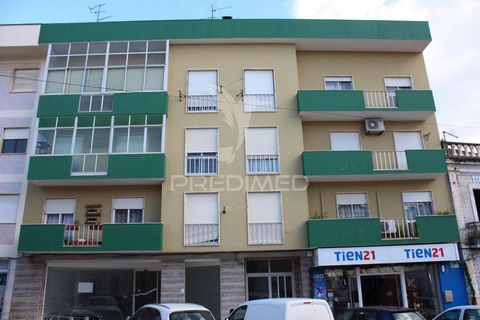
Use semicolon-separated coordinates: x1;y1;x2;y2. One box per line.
89;3;112;22
210;1;232;19
443;130;459;142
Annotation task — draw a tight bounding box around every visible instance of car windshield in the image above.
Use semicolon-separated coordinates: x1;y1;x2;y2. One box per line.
393;312;426;320
169;310;215;320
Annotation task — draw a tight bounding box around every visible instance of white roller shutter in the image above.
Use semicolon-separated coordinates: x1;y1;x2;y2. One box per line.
185;193;218;224
244;70;274;95
384;77;412;87
246;127;278;155
325;76;352;82
248;192;282;223
402;192;432;203
3;128;29;140
45;198;76;214
0;195;19;223
394;132;423;151
188;70;217;95
186;128;218;153
112;197;144;209
330;132;361;151
336;193;368;205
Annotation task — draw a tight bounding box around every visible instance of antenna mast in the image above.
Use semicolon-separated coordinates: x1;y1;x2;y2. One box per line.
442;130;459;142
210;1;232;19
89;3;112;22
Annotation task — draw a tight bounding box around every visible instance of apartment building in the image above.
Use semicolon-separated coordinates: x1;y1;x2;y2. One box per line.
0;24;44;319
6;19;467;319
443;140;480;302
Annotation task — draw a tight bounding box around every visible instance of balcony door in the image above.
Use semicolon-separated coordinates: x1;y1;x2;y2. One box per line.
393;131;423;169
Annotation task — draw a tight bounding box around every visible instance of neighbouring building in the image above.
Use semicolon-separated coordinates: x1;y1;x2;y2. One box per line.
0;24;45;319
5;19;468;320
443;140;480;302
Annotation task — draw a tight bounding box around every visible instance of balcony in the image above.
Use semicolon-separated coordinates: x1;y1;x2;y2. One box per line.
307;215;459;248
18;223;164;253
297;89;435;121
302;149;446;182
463;222;480;246
28;153;166;186
443;141;480;162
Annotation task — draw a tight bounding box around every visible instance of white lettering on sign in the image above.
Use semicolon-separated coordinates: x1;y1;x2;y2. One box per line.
314;243;459;266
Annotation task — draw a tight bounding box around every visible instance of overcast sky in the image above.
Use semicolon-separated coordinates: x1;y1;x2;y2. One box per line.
1;0;479;142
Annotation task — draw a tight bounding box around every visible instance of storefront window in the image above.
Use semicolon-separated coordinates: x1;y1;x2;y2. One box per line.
246;259;294;300
404;264;440;319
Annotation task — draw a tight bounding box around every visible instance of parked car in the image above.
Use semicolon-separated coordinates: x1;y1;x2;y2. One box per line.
127;303;215;320
335;306;426;320
433;306;480;320
85;295;124;320
44;309;102;320
225;298;334;320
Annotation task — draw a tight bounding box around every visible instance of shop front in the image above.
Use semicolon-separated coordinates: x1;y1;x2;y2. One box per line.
311;243;468;319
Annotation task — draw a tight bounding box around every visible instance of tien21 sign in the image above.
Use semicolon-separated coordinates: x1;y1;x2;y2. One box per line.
314;243;459;266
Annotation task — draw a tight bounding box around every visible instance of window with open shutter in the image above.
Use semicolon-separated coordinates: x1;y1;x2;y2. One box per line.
113;197;144;223
1;128;29;153
44;198;76;224
336;193;369;219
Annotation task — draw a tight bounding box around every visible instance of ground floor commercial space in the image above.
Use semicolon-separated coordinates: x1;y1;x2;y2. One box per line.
0;258;17;320
311;243;469;319
8;251;312;320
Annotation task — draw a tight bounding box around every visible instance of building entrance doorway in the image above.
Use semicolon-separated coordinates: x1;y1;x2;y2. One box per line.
134;270;160;312
361;275;402;307
185;261;220;320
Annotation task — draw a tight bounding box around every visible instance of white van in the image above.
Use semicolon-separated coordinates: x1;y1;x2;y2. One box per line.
225;298;334;320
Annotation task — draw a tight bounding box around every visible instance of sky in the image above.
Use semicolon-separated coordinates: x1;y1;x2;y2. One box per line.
1;0;479;143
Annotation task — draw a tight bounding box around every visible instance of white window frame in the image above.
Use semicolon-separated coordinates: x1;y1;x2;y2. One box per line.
111;197;145;224
335;192;369;219
245;259;295;300
11;68;40;93
245;126;280;175
401;191;435;218
184;127;219;176
324;75;354;90
246;191;284;245
1;128;29;154
183;192;220;246
186;69;218;113
243;68;277;112
43;198;76;225
329;130;362;151
44;40;169;95
384;76;414;90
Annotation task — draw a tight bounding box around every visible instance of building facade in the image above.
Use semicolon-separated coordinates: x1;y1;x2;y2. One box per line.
444;140;480;302
0;24;44;319
4;19;467;319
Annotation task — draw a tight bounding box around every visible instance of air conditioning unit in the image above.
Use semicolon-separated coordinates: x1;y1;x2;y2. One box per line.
364;118;385;135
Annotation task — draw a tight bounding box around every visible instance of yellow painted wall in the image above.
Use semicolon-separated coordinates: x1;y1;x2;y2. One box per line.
161;44;309;252
23;183;162;224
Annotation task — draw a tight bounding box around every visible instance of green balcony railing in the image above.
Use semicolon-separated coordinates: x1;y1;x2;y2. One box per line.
18;223;164;252
307;215;459;248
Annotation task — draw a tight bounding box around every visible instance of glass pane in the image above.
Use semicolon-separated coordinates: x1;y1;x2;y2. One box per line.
247;277;269;300
129;127;144;152
74;129;93;154
107;68;125;91
66;69;84;93
418;202;433;216
71;155;83;172
338;205;353;219
271;277;278;298
87;55;106;67
113;128;128;153
148;41;166;52
84;155;96;172
130;209;143;223
79;95;91;111
45;70;65;93
84;69;103;92
46;214;60;224
146;127;162;152
50;43;69;55
110;41;128;53
103;95;113;111
128;53;146;66
115;209;128;223
70;43;88;54
126;67;144;91
270;260;292;272
68;55;86;67
54;129;73;154
129;41;147;52
404;203;418;219
97;154;108;172
147;53;165;65
49;56;68;68
286;276;293;297
61;214;74;225
91;95;102;111
92;128;110;153
36;129;55;154
325;81;338;90
145;67;164;91
246;260;268;273
89;42;107;54
108;54;127;66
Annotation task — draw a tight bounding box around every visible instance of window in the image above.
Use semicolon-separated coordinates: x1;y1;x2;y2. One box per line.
245;127;279;174
187;70;218;112
436;309;461;320
463;309;480;320
325;76;353;90
79;94;113;112
44;199;75;224
393;131;423;169
384;77;412;107
113;197;144;223
184;193;219;246
247;192;283;244
336;193;369;219
11;69;39;92
1;128;28;153
0;195;19;223
244;70;275;112
330;132;361;151
185;128;218;175
229;306;247;320
402;192;434;219
45;41;167;94
246;259;293;300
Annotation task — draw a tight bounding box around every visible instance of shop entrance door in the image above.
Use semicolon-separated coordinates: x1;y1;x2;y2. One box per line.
134;271;160;312
361;275;402;307
185;262;220;320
